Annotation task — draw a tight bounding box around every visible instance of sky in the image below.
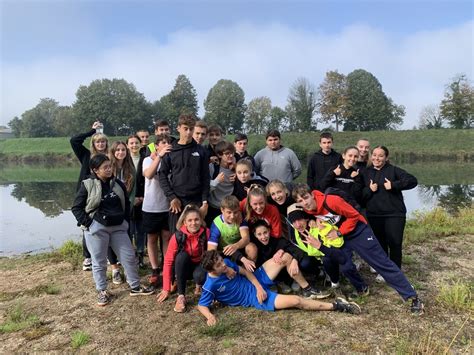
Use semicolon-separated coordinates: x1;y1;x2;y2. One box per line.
1;0;473;129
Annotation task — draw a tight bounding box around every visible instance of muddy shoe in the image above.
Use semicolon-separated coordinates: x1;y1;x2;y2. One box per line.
334;297;361;315
302;286;331;299
83;258;92;271
174;295;187;313
97;290;111;307
410;297;424;315
112;269;123;285
348;286;370;301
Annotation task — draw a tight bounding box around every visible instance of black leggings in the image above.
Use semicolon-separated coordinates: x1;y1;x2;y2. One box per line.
174;251;207;295
368;216;406;268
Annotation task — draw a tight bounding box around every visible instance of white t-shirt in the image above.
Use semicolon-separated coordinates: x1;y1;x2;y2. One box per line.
142;157;169;213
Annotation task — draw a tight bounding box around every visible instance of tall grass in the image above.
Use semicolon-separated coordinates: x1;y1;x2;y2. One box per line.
71;330;91;349
0;303;40;333
437;280;473;312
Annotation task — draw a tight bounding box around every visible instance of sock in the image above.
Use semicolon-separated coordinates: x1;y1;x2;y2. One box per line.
303;285;311;291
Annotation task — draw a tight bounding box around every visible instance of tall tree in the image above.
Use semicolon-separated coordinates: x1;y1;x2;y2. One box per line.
285;77;318;132
8;116;22;137
418;104;443;129
245;96;272;134
344;69;404;131
269;106;288;132
73;78;152;135
440;74;474;129
204;79;246;134
52;105;79;136
317;70;348;132
20;98;58;137
157;74;199;130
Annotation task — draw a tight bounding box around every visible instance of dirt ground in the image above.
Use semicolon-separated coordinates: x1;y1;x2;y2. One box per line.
1;234;472;354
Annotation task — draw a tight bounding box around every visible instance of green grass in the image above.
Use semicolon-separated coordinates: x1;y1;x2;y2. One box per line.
0;303;40;333
197;316;240;338
405;206;474;245
1;129;473;163
437;280;473;312
71;330;91;349
0;165;78;183
57;240;83;270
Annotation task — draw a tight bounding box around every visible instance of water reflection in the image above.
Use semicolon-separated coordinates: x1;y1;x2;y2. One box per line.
10;182;76;217
418;184;474;214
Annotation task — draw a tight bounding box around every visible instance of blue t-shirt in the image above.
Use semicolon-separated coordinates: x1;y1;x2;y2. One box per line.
198;259;277;311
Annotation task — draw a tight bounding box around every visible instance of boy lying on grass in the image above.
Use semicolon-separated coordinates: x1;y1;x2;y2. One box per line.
197;250;361;326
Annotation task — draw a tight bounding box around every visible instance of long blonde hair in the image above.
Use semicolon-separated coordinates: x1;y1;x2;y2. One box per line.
90;133;109;156
108;141;135;193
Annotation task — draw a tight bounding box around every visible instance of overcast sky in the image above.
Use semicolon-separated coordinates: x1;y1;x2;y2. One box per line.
1;0;473;129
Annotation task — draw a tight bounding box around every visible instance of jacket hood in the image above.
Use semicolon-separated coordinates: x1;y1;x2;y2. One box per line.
172;139;197;152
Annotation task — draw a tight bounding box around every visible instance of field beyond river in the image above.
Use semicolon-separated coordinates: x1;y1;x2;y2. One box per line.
1;208;473;353
1;129;473;163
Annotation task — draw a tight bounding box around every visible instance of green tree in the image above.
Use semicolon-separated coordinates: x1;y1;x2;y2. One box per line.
154;74;199;130
344;69;404;131
418;104;443;129
269;106;288;132
285;77;317;132
8;116;22;137
440;74;474;129
20;98;58;137
245;96;272;134
73;78;152;135
52;106;80;136
204;79;246;133
317;70;348;132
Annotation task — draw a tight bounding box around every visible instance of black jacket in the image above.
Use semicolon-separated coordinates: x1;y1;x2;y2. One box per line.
70;129;96;192
253;236;305;268
232;173;268;201
234;151;256;170
320;165;363;204
158;140;210;202
307;150;342;191
72;177;131;228
362;163;417;217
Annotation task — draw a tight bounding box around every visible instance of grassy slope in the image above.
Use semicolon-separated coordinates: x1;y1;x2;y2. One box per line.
1;129;473;162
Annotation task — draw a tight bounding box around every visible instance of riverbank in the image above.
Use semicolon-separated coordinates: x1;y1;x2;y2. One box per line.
1;208;472;353
1;129;473;163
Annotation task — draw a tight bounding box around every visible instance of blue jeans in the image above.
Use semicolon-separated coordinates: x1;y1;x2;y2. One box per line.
85;220;140;291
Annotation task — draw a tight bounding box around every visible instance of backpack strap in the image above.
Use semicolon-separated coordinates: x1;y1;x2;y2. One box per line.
175;230;186;252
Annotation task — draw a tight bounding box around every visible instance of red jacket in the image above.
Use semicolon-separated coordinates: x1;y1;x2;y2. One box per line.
304;190;367;236
240;199;282;238
162;225;210;291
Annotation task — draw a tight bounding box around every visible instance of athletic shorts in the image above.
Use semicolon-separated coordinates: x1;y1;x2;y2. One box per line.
142;211;169;234
252;266;278;311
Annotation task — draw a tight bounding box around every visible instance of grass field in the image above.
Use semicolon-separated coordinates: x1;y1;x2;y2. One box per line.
1;129;473;163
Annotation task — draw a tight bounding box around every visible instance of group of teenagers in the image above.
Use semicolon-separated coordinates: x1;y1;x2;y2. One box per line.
70;113;424;327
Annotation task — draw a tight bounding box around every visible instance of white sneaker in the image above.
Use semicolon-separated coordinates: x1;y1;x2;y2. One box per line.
369;266;377;274
375;274;385;283
82;258;92;271
331;282;340;289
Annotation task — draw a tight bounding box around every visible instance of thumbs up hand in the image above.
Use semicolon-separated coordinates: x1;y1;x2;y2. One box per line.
384;178;392;190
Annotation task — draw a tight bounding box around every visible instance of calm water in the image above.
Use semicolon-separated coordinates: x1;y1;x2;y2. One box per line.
0;163;473;256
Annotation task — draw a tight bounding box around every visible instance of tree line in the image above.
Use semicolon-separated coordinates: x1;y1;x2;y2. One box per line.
8;70;473;138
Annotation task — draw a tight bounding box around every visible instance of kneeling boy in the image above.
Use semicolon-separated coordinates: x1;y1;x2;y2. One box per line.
197;250;361;326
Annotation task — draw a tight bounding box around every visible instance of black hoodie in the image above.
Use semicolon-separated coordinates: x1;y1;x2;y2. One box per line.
307;149;342;191
158;139;210;202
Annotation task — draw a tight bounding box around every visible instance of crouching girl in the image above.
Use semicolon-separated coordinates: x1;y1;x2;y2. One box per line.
157;205;209;313
71;154;154;306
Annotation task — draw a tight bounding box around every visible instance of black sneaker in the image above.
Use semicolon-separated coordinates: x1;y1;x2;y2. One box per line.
410;296;424;315
130;286;155;296
348;286;370;301
301;286;331;299
97;290;110;306
334;297;361;314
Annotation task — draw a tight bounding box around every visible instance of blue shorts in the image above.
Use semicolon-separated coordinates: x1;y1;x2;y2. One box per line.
252;266;278;311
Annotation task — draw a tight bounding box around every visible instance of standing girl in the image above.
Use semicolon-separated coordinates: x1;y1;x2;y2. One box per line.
363;146;417;269
71;154;154;306
157;205;209;313
70;121;109;271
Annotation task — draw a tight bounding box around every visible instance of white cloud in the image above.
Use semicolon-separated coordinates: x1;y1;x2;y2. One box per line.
1;20;473;129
